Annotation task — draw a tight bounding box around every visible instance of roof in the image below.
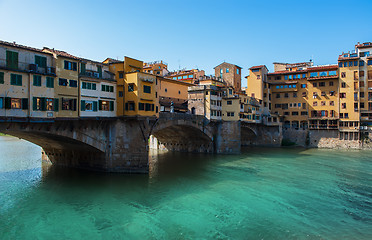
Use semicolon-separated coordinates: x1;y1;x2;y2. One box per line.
158;76;195;86
249;65;266;70
356;42;372;49
307;65;338;71
103;58;123;64
214;62;242;69
43;47;80;60
268;69;307;75
0;40;52;55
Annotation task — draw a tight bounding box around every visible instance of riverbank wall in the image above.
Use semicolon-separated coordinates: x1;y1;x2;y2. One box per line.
282;128;372;149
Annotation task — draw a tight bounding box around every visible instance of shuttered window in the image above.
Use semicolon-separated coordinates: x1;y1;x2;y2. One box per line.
6;51;18;69
35;55;47;68
10;74;22;86
33;75;42;86
46;77;54;88
0;72;4;84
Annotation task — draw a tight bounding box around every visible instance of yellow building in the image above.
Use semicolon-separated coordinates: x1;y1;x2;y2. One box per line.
221;87;240;121
188;85;223;120
143;61;169;76
43;48;80;119
157;76;194;113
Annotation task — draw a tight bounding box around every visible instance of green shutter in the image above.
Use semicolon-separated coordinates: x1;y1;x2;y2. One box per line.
40;98;46;111
101;85;105;91
33;97;37;111
82;82;87;89
6;51;18;69
92;83;96;90
46;77;54;88
33;75;41;86
41;57;46;68
93;101;98;112
110;86;114;92
5;97;11;109
109;101;114;111
0;72;4;84
81;63;86;74
17;74;22;86
54;98;59;112
81;100;85;111
10;74;16;85
99;100;102;110
97;66;102;78
22;98;28;110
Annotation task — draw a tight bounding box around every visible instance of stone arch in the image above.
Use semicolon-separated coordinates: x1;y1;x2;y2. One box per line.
241;125;258;146
150;120;214;153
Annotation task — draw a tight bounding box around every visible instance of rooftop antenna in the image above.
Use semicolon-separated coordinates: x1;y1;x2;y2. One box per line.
178;59;181;70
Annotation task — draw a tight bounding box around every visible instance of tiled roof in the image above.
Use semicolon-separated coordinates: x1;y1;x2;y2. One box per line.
42;47;80;60
0;40;51;55
308;65;338;71
249;65;265;70
267;69;307;75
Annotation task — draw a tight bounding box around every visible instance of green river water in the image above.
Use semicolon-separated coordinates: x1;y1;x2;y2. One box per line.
0;135;371;239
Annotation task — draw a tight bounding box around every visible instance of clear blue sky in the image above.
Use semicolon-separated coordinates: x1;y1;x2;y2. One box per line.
1;0;371;86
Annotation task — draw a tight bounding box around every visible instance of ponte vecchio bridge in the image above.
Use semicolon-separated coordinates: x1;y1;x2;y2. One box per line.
0;113;281;173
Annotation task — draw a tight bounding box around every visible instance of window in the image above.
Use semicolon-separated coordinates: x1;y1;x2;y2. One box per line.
329;91;335;96
119;91;123;97
139;102;144;111
313;92;318;98
321;101;326;106
46;98;54;111
226;68;229;73
81;100;95;112
368;60;372;66
35;55;47;68
293;93;297;98
342;103;346;109
69;80;78;87
341;72;346;78
46;77;54;88
128;84;135;92
188;75;193;78
119;72;124;78
62;98;77;111
312;83;317;87
345;113;349;118
143;85;151;93
301;111;308;116
64;61;77;71
330;101;334;106
125;102;135;111
6;51;18;69
0;72;3;84
359;61;364;66
0;97;3;109
302;92;307;97
319;71;327;77
292;112;298;116
10;74;22;86
11;98;22;109
33;75;42;86
227;100;232;105
360;92;365;98
360;71;365;78
339;62;342;67
329;81;334;86
275;76;281;80
237;69;239;74
284;93;289;98
182;75;187;79
321;91;326;96
257;75;261;79
313;101;317;106
145;103;154;111
276;93;280;98
301;84;307;88
227;112;235;117
340;93;346;98
368;70;372;80
177;76;182;80
310;72;318;78
99;100;114;111
329;71;337;76
59;78;68;86
302;103;306;109
319;82;325;87
361;102;365;109
341;82;346;88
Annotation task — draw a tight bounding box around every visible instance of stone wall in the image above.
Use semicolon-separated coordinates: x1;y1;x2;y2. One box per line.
214;121;241;154
282;128;372;149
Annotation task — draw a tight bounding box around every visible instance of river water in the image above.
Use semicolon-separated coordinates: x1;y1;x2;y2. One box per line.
0;135;371;239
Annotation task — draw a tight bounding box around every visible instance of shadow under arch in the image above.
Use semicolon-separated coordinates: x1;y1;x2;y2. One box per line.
150;124;214;153
2;130;106;171
241;125;258;146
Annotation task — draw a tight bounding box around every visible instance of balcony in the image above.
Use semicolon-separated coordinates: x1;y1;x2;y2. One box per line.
80;70;114;80
0;59;55;76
